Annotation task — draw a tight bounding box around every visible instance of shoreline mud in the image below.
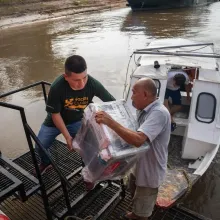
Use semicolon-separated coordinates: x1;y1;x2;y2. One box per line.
0;0;126;30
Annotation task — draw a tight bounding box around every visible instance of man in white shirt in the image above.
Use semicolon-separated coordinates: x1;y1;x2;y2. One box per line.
164;68;191;131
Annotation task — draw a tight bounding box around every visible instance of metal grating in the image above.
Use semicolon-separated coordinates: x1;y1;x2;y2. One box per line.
0;157;39;198
77;183;122;220
73;182;113;217
0;166;25;203
0;151;210;220
12;151;39;173
149;207;207;220
1;139;209;220
0;172;14;192
0;192;209;220
51;140;82;164
13;140;82;173
1;195;50;220
99;194;122;220
49;174;87;217
107;191;208;220
13;140;83;194
47;172;123;219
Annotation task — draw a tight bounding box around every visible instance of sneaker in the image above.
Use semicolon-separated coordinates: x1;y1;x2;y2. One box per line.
84;181;97;191
171;122;177;132
33;163;52;176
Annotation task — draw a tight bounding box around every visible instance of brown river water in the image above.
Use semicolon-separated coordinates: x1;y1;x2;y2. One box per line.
1;2;220;219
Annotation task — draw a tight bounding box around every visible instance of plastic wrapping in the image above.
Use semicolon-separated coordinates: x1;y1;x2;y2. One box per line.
72;100;149;183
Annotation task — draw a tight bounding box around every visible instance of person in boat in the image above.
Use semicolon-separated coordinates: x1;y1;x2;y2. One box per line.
164;67;191;131
95;78;171;220
35;55;115;174
181;66;198;91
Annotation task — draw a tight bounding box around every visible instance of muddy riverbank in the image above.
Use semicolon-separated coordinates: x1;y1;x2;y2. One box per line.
0;0;126;29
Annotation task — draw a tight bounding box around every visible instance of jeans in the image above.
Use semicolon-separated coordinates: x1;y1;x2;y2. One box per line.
35;121;82;165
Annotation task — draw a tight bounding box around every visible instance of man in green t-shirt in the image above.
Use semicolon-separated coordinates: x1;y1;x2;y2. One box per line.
36;55;115;174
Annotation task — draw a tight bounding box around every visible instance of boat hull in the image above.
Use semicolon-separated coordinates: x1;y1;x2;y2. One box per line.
126;0;218;10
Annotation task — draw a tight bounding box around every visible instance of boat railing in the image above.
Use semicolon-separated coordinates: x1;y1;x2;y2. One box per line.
135;42;214;52
133;50;220;58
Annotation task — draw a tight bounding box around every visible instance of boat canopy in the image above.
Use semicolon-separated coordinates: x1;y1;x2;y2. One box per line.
134;38;219;71
132;64;167;80
198;69;220;83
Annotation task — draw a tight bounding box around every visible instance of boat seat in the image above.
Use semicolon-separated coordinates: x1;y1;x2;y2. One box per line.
174;111;188;119
173;116;189;127
173;105;189;127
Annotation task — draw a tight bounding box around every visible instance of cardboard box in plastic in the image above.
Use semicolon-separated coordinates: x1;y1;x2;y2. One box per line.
72;100;149;183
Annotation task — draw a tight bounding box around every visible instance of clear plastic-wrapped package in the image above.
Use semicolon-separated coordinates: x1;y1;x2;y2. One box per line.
72;100;149;183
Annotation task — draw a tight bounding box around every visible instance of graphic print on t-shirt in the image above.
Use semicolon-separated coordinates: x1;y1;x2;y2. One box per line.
64;97;89;110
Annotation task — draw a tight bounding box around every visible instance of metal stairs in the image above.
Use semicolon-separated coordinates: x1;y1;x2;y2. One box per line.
0;152;40;202
12;140;83;196
0;140;123;219
0;81;124;220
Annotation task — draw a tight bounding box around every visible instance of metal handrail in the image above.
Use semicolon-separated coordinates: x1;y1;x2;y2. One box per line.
0;81;72;219
0;81;51;99
25;123;71;210
25;124;71;188
0;101;24;111
0;100;52;220
0;82;71;185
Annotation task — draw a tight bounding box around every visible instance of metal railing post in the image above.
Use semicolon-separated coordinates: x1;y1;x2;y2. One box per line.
26;124;71;188
25;124;72;212
19;109;53;220
41;82;48;103
0;82;56;220
61;179;71;210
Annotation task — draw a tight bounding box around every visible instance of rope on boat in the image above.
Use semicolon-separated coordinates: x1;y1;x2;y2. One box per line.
64;216;93;220
176;168;192;204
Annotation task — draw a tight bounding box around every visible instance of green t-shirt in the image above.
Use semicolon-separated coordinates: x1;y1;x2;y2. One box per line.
43;75;115;127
